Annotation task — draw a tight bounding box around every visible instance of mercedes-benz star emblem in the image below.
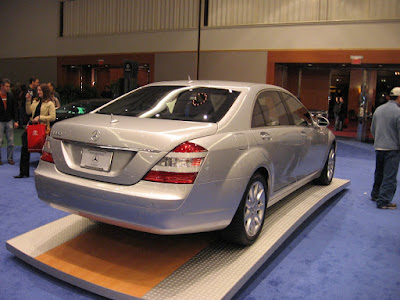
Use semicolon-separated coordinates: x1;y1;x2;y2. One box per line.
91;130;100;141
92;155;99;164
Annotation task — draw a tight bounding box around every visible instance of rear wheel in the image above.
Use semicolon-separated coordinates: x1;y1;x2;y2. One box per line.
316;145;335;185
221;173;267;245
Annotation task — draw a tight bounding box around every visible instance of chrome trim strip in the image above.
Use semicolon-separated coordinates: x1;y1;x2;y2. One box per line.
53;137;161;153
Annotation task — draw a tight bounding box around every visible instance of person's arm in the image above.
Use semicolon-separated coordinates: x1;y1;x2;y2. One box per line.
370;114;376;138
397;114;400;148
11;94;19;128
25;93;33;115
54;97;60;109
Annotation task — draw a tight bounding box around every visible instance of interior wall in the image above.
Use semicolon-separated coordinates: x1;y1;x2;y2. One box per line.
155;51;268;83
201;22;400;52
154;52;197;81
299;69;331;110
0;0;58;59
198;51;268;83
1;0;399;59
1;1;399;92
0;57;57;85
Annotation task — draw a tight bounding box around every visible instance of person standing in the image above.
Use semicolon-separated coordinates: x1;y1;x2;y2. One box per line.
338;97;346;131
27;77;39;99
0;78;19;165
47;82;61;108
370;87;400;209
333;96;340;131
47;82;60;109
14;84;55;178
12;83;28;126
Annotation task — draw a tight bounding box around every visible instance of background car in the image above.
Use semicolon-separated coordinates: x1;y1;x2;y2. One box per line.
35;81;336;245
55;98;112;122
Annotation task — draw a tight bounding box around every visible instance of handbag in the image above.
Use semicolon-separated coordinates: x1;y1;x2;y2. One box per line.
27;123;47;153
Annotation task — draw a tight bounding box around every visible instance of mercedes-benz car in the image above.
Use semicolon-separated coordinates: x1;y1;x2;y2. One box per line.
35;80;335;245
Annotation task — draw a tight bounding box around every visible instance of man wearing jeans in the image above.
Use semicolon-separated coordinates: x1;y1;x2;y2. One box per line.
0;78;19;165
371;87;400;209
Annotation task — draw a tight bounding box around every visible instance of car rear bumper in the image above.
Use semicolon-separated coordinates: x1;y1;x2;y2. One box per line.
35;161;245;234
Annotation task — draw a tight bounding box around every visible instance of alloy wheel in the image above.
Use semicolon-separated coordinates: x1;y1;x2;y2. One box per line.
327;148;335;181
244;181;266;237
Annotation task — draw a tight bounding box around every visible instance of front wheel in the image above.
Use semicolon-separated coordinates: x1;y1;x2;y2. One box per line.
221;173;267;245
315;145;335;185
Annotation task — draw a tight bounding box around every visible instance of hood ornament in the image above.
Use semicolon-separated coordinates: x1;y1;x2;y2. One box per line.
110;113;119;124
91;130;100;141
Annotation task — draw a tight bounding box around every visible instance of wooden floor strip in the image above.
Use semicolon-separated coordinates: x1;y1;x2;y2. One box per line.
36;224;215;297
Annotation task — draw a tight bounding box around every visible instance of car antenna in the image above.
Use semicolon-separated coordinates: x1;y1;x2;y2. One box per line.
110;113;119;124
188;76;194;84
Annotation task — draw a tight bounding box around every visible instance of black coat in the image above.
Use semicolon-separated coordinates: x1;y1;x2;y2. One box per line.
338;102;346;120
0;92;18;122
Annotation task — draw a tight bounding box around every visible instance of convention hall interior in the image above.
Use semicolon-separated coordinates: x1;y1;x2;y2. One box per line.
1;0;400;299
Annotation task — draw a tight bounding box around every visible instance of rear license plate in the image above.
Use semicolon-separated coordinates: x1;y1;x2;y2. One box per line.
80;148;113;172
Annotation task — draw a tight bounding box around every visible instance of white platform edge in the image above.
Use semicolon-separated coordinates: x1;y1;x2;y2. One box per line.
5;215;138;300
5;178;350;300
145;178;350;300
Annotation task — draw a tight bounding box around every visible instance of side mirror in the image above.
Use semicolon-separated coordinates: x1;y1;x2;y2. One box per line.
316;116;329;127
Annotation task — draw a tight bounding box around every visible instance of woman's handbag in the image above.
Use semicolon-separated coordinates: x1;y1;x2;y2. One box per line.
27;123;47;153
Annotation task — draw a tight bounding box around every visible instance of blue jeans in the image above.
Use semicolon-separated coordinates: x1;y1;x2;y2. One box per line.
0;120;15;161
371;150;400;205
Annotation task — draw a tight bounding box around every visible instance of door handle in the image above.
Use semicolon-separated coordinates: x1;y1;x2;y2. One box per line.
260;132;272;140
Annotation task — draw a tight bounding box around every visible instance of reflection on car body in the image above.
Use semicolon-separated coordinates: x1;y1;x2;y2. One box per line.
35;81;336;245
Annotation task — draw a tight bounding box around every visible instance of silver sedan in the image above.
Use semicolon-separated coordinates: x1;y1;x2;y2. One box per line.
35;80;336;245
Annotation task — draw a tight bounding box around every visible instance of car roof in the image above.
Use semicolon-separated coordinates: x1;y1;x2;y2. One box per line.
145;80;286;92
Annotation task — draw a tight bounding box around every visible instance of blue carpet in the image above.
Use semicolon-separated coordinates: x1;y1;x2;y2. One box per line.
1;140;399;299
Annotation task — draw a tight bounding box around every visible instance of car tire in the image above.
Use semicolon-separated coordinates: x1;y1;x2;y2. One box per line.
315;145;335;185
221;173;267;246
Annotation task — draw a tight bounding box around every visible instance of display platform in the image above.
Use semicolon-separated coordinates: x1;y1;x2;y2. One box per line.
6;178;349;300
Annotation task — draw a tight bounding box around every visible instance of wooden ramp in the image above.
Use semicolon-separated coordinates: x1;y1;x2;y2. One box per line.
6;178;350;300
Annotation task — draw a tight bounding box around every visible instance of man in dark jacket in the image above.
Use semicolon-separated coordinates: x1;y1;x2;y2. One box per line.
0;78;19;165
333;96;341;130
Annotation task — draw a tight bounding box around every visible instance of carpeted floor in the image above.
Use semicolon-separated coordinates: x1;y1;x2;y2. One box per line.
1;140;399;299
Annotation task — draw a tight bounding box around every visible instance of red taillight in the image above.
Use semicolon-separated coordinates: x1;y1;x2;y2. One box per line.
172;142;207;153
41;151;54;163
143;142;207;184
144;171;198;184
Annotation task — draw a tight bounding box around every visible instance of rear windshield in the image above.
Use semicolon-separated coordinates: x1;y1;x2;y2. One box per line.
58;99;110;114
97;85;240;123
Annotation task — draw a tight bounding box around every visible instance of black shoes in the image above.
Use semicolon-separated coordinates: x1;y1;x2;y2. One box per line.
14;174;29;178
0;161;2;165
8;160;15;165
377;202;397;210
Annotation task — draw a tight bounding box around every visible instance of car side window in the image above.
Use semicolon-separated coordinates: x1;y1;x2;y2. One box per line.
251;101;265;127
281;93;313;126
251;91;290;128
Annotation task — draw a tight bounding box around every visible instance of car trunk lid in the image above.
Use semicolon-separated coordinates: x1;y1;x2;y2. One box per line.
49;113;217;185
